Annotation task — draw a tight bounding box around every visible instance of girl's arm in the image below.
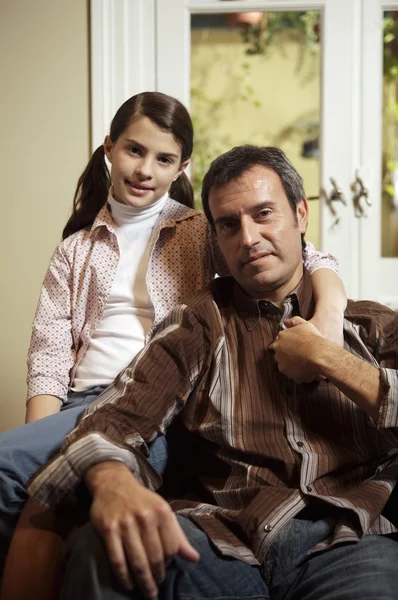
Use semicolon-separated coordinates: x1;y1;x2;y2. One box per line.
25;395;62;423
26;245;75;422
303;242;347;346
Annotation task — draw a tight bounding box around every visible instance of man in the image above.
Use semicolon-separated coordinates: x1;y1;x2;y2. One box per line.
29;146;398;600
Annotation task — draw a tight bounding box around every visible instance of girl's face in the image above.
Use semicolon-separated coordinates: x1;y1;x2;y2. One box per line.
104;116;189;208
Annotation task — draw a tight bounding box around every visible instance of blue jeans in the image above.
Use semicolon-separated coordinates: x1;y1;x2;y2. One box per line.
61;509;398;599
0;386;168;574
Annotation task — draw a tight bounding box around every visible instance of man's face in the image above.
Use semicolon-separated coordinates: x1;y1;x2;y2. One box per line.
209;165;308;300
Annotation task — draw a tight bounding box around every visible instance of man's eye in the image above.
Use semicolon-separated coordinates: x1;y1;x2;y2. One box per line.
220;222;235;231
129;146;141;155
258;209;271;218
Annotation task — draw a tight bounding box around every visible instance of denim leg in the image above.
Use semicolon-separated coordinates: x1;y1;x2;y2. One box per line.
147;436;168;475
262;505;398;600
0;386;105;573
283;533;398;600
61;515;269;600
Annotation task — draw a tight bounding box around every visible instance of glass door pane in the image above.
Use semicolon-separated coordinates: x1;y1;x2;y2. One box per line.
382;10;398;257
190;10;322;247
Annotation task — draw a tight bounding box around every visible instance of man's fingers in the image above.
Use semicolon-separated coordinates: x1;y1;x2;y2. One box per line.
177;529;200;562
139;513;167;583
158;510;182;561
158;510;200;565
284;316;306;328
122;524;159;599
103;529;133;591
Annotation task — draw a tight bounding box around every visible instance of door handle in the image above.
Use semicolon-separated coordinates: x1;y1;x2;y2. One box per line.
351;171;372;217
319;177;347;228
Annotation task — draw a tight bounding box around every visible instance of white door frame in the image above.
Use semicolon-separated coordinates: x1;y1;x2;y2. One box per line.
90;0;156;150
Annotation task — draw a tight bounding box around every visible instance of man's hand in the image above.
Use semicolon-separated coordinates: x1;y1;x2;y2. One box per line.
86;462;200;598
270;316;327;383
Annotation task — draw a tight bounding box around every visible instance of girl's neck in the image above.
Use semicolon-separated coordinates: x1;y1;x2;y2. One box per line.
108;188;168;225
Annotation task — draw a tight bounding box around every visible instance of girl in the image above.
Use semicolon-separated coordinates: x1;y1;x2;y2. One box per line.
0;92;345;570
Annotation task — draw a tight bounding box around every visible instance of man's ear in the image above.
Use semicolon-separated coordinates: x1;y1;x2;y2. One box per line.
103;135;113;163
174;160;190;181
297;198;309;234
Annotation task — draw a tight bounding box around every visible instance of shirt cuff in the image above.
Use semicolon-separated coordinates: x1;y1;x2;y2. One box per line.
377;368;398;428
27;377;68;405
28;433;162;508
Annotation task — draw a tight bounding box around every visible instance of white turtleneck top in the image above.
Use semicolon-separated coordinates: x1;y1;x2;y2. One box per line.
71;192;167;391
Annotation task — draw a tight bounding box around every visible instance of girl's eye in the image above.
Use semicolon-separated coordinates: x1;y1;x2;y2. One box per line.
129;146;142;155
158;156;172;164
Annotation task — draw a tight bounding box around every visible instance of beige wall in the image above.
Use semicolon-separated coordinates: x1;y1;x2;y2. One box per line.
0;0;90;431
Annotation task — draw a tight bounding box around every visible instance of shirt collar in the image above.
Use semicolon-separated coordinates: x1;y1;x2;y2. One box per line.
89;203;116;236
232;268;315;331
89;195;199;238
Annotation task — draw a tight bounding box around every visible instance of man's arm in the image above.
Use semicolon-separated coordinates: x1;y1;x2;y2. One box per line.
85;462;199;598
28;302;214;597
28;302;211;505
270;317;383;422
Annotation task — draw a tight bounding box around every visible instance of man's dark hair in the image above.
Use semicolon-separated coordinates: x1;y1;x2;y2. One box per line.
201;145;306;228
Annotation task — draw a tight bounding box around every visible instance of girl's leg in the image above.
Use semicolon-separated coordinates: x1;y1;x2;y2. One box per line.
0;386;105;573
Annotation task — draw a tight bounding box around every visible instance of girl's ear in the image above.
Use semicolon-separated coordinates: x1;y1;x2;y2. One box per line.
174;160;190;181
103;135;113;163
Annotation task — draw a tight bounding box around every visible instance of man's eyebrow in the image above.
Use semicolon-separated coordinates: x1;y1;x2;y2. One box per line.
214;200;274;226
123;138;179;159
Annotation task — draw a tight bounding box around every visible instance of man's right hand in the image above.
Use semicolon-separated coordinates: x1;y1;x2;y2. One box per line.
85;461;200;598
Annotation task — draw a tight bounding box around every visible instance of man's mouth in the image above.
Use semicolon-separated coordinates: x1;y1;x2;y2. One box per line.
244;252;272;265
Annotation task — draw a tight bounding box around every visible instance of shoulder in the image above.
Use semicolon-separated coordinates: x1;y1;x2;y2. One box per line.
345;299;398;345
161;197;208;230
182;276;235;312
51;228;92;260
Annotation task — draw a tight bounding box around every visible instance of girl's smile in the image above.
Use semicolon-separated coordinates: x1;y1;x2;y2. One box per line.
104;116;189;208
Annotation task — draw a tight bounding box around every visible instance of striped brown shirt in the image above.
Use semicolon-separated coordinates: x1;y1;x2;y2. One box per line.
29;271;398;566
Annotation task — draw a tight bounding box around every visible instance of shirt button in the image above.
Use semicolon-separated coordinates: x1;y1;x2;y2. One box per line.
264;524;273;532
297;441;304;448
306;485;313;493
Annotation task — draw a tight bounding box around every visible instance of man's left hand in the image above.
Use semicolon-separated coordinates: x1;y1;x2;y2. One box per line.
269;316;326;383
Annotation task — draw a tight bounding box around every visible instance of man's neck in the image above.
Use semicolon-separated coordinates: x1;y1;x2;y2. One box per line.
249;266;305;309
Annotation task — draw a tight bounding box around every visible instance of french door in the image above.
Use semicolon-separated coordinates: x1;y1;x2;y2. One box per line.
91;0;398;305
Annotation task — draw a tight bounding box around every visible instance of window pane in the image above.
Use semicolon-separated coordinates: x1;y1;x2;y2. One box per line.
382;11;398;257
191;10;321;247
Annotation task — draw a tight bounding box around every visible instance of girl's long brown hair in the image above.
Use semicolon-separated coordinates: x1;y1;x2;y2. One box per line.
63;92;194;239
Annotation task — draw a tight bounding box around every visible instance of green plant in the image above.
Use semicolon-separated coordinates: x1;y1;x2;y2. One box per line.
382;15;398;200
240;11;320;62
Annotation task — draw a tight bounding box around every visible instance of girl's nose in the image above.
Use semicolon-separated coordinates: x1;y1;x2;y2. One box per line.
136;158;153;180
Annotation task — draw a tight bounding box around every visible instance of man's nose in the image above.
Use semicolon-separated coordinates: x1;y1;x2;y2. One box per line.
240;218;261;249
136;157;153;180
